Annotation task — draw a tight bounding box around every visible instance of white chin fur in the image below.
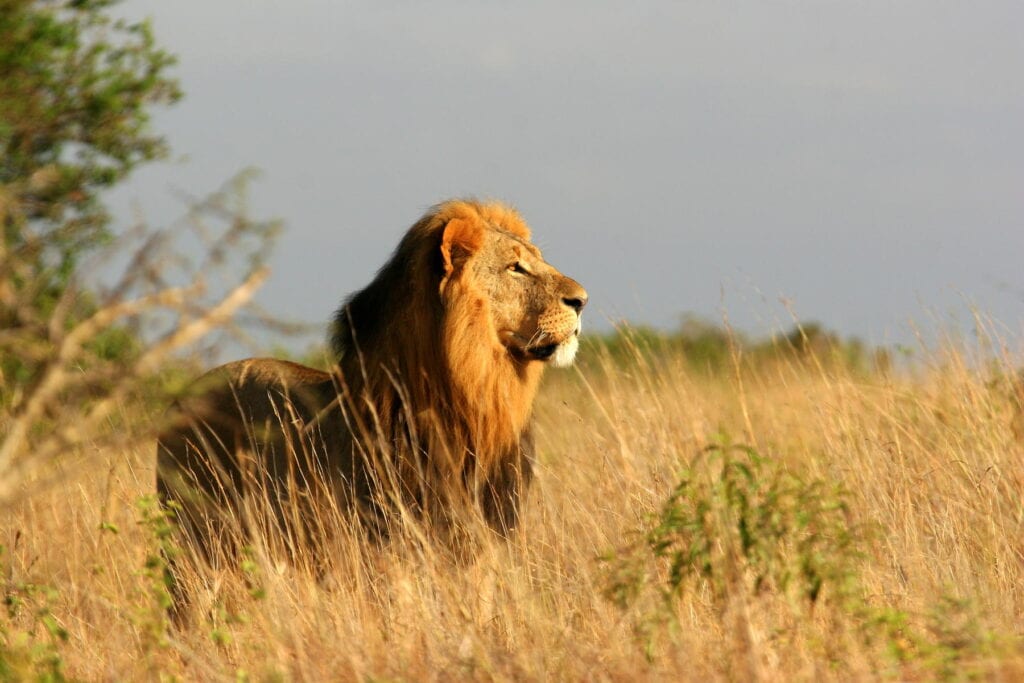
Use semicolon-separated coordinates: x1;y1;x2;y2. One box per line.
550;334;579;368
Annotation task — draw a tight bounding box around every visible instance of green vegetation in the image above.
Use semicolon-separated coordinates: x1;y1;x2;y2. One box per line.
1;0;180;399
0;0;180;289
583;315;890;376
0;545;70;682
606;439;861;656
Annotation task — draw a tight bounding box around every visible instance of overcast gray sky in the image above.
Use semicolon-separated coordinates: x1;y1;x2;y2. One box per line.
107;1;1024;349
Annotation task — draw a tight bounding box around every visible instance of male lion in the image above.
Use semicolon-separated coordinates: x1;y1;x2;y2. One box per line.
156;199;587;568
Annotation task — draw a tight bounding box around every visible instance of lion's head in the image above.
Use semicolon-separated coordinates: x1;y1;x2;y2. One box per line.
333;200;586;370
439;203;587;370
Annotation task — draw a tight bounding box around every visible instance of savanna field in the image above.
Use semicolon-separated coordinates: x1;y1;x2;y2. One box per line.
3;324;1024;681
3;1;1023;680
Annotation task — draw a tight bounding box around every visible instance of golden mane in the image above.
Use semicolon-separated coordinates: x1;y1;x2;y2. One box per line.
330;200;542;497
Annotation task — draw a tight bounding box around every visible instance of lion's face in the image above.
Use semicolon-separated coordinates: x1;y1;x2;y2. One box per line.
473;228;587;368
440;210;587;369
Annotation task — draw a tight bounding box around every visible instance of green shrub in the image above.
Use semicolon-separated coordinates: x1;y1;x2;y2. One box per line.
0;545;70;682
607;439;859;617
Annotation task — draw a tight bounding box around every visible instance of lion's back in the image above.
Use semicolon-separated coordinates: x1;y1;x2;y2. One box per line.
155;358;338;536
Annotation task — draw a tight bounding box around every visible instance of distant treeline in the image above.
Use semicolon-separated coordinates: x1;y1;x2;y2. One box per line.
581;316;893;375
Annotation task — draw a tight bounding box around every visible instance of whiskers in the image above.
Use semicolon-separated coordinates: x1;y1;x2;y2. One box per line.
525;329;549;349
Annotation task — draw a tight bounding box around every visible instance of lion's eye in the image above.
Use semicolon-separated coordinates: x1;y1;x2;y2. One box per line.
508;262;530;275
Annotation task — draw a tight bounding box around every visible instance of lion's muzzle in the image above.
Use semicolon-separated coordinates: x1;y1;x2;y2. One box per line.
531;278;586;367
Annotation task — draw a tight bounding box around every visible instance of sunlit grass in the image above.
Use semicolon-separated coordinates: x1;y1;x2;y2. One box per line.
2;327;1024;680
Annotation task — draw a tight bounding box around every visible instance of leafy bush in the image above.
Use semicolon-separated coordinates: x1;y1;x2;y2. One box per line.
603;436;1012;677
1;544;70;682
607;439;859;616
604;438;879;670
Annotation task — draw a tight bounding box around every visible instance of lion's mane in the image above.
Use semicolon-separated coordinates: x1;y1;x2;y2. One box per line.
330;200;543;530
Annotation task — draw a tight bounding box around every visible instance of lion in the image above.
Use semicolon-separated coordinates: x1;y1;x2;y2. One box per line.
156;199;588;571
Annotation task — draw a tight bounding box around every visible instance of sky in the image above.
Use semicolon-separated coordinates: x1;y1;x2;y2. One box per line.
106;1;1024;351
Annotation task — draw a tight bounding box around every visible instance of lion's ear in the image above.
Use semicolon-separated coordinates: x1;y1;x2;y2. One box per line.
440;218;484;274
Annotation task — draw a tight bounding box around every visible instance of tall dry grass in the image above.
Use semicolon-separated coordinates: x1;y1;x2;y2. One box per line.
2;325;1024;681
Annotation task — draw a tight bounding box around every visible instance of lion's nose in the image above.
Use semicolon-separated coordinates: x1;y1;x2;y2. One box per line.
562;292;588;313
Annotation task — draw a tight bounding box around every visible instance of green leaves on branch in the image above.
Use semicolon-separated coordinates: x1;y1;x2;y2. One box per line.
1;0;180;312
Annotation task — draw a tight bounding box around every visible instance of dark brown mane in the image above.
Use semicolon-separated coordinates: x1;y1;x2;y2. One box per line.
330;210;445;365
